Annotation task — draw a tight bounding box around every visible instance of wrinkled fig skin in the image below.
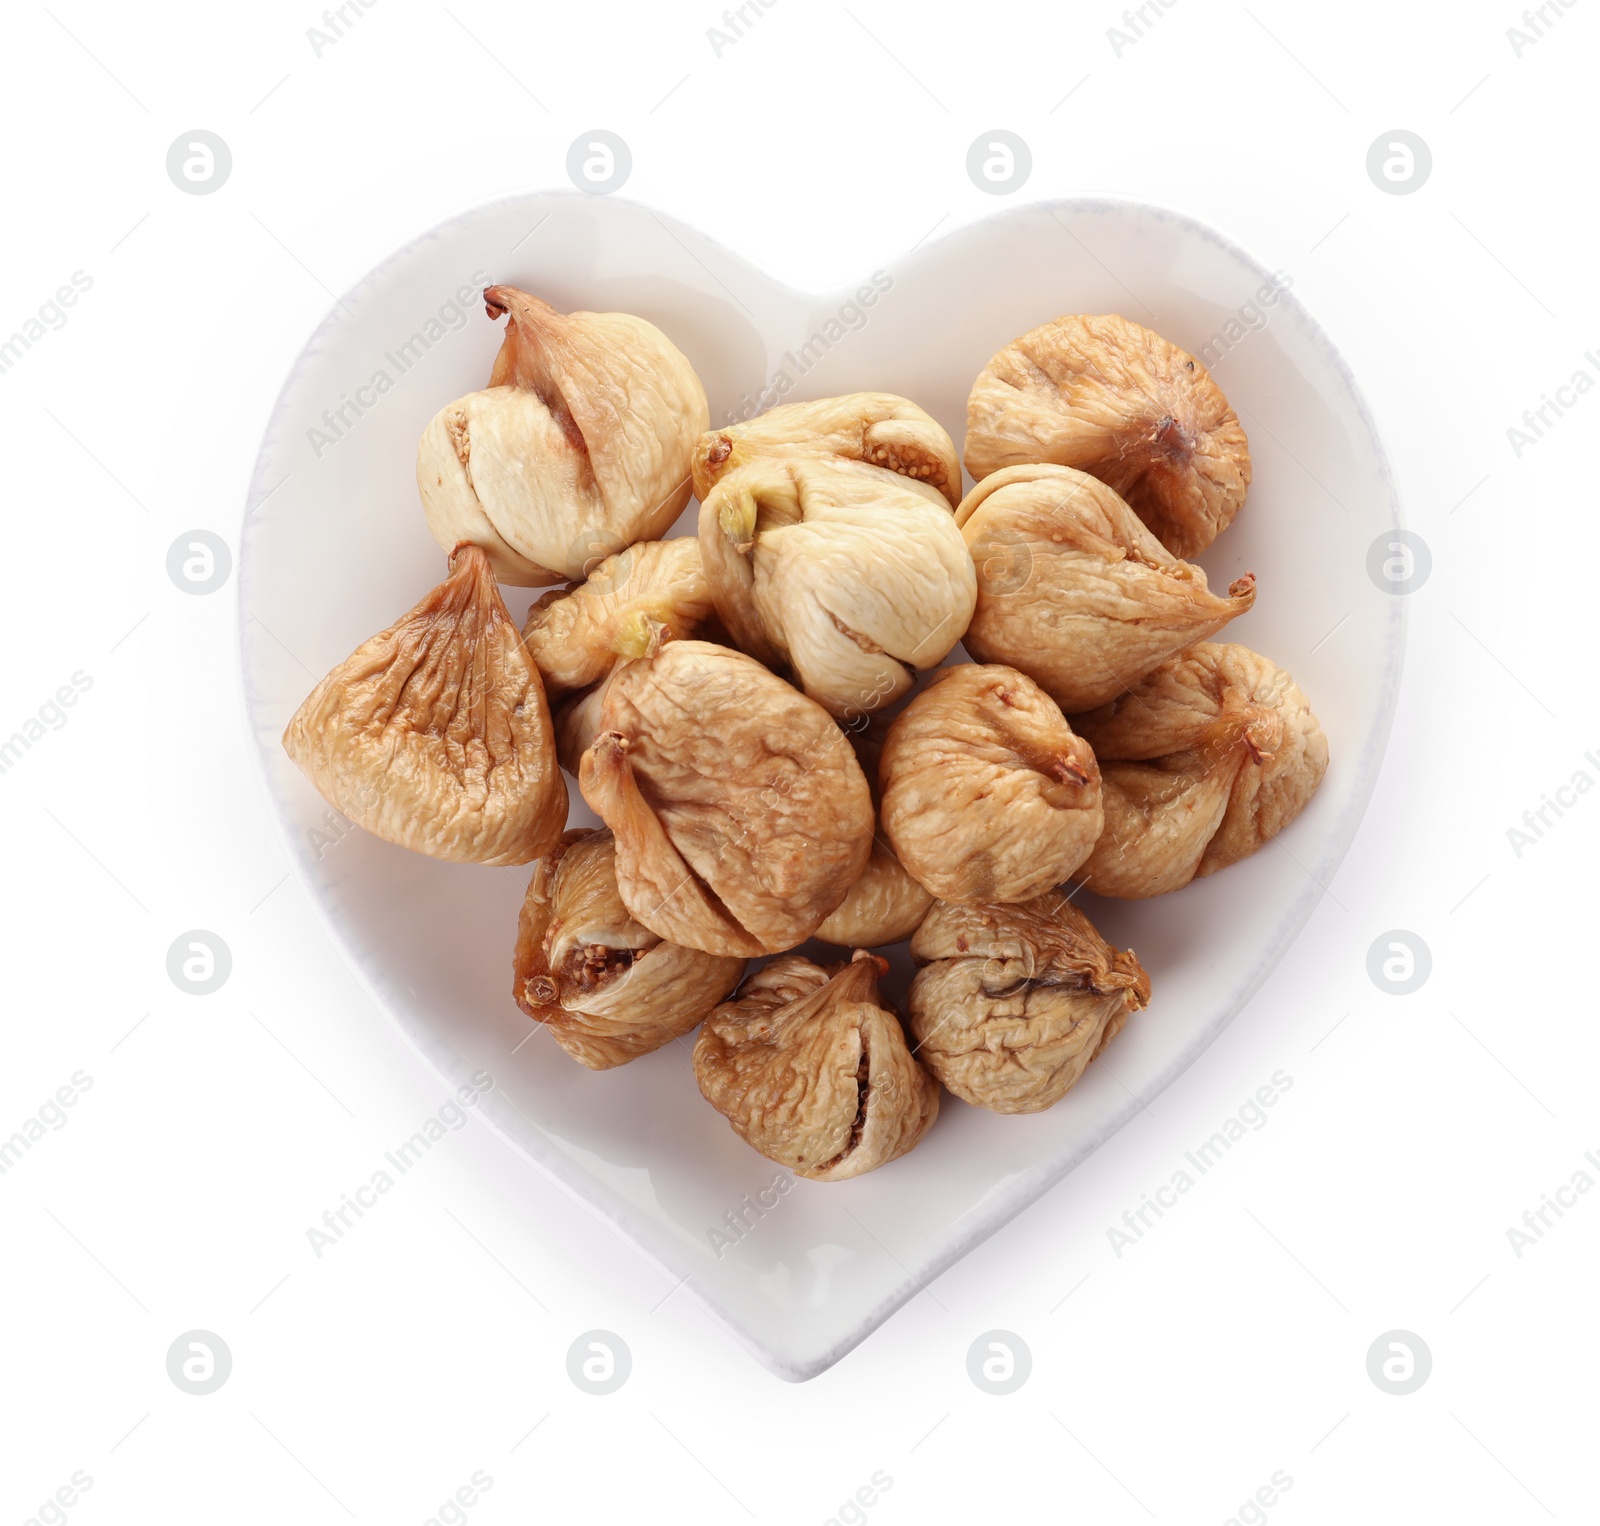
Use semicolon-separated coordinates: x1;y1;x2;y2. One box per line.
578;640;875;957
1073;642;1329;898
909;891;1151;1115
964;313;1251;558
513;829;744;1070
694;952;940;1180
699;456;976;720
416;286;709;585
814;839;934;947
956;464;1257;713
522;537;713;697
879;664;1104;905
692;392;962;508
283;544;567;866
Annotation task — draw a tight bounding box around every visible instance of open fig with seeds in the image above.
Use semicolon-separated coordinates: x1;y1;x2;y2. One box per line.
522;537;713;698
417;286;709;585
513;828;744;1070
578;639;874;957
693;392;962;508
909;890;1150;1115
282;543;567;866
956;463;1257;713
694;950;940;1180
1073;642;1329;898
699;456;976;720
879;664;1103;905
964;313;1250;558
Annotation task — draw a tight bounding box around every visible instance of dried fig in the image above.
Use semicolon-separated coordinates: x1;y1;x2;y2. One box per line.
417;286;709;585
1073;642;1329;898
513;828;744;1069
964;313;1250;558
577;639;874;956
693;392;961;507
956;463;1257;713
879;664;1102;904
699;456;976;720
282;544;566;865
522;537;712;697
694;951;939;1180
909;889;1150;1114
814;839;934;947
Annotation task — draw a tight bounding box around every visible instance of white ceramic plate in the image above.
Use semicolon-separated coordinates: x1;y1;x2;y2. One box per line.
240;192;1402;1381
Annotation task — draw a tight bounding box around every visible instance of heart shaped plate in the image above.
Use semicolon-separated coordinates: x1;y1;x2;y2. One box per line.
240;191;1402;1380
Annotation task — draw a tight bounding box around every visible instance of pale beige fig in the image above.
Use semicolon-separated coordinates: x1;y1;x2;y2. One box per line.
909;890;1150;1114
417;286;709;585
814;839;934;947
699;456;976;720
513;828;744;1069
956;463;1257;712
283;543;566;865
578;639;874;956
694;951;939;1180
522;537;712;697
1073;642;1329;898
880;664;1102;904
965;313;1250;558
693;392;961;507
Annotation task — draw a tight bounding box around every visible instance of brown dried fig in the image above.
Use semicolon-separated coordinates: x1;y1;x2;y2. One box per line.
693;392;961;507
694;951;939;1180
909;890;1150;1114
814;839;934;947
522;537;712;697
956;463;1257;713
699;456;975;720
1073;642;1329;898
283;543;566;865
965;313;1250;558
417;286;708;585
513;828;744;1069
880;664;1103;904
578;639;874;956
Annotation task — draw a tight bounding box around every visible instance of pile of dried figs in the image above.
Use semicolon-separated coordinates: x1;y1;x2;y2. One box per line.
284;288;1328;1183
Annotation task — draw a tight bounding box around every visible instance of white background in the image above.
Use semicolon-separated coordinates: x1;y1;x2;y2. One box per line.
2;1;1595;1522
